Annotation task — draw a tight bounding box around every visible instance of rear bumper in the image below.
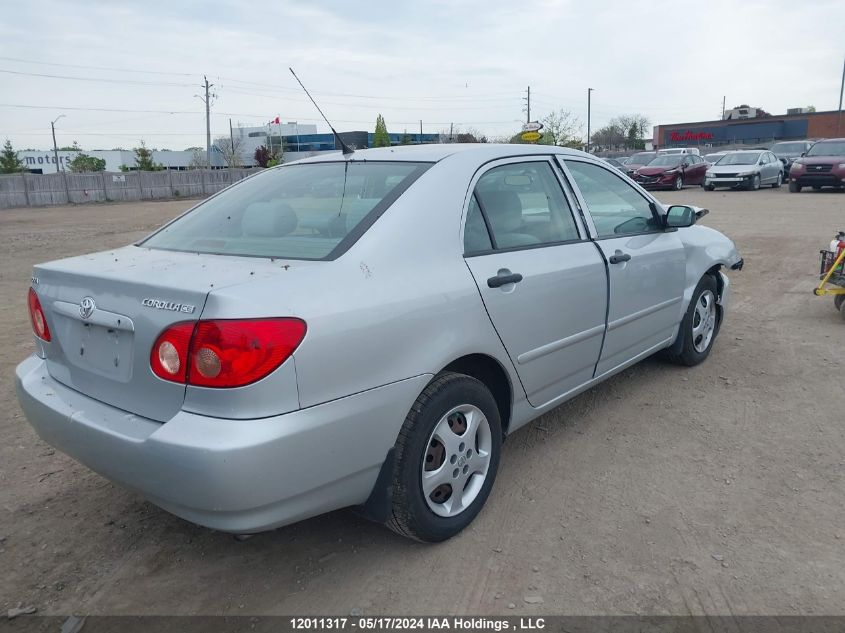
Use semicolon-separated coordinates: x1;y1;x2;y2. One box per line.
15;355;431;533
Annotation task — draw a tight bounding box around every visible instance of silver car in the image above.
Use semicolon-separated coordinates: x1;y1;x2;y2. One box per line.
703;150;784;190
16;145;742;542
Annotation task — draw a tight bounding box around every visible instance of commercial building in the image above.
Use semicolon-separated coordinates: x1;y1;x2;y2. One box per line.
653;109;844;150
18;149;226;174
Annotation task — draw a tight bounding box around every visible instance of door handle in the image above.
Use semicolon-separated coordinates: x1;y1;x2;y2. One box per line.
487;272;523;288
608;251;631;264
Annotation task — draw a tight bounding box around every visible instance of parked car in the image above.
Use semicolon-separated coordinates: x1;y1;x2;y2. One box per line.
632;153;708;190
770;140;814;179
703;150;784;190
789;139;845;192
658;147;701;156
621;151;657;176
16;144;742;542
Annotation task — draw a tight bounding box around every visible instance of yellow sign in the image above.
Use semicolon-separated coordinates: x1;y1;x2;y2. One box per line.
521;131;541;142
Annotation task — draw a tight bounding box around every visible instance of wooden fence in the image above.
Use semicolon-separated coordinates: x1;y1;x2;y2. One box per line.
0;169;259;210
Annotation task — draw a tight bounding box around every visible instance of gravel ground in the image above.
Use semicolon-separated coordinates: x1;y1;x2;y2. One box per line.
1;187;844;616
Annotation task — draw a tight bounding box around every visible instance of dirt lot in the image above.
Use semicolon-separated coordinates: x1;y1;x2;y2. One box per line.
1;187;844;616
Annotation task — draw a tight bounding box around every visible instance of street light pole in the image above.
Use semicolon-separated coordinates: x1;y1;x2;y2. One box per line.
51;115;70;202
837;55;844;136
586;88;594;153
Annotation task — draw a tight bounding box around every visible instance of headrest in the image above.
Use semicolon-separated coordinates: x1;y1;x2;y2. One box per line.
242;201;298;237
477;190;523;232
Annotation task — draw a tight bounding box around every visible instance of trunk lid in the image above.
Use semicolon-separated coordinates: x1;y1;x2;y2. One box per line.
32;245;287;422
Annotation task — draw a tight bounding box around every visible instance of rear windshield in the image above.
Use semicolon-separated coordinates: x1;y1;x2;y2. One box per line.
142;161;429;260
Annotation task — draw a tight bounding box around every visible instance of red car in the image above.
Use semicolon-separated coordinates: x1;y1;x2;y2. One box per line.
632;154;708;190
789;138;845;192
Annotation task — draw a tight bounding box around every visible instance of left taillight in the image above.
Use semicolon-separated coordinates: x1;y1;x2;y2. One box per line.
28;288;51;342
150;318;306;388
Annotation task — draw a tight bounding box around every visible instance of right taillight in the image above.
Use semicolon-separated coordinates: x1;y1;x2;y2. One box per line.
28;288;51;342
150;318;306;388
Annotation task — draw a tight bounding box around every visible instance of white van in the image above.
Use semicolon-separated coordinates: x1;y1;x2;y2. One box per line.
658;147;701;156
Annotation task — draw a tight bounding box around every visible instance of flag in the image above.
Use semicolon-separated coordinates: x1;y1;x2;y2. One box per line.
271;116;280;124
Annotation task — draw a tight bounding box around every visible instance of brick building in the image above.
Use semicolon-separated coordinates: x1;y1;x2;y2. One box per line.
653;110;844;150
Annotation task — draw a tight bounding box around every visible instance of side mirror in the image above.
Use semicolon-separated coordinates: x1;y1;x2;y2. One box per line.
800;151;806;157
665;205;707;228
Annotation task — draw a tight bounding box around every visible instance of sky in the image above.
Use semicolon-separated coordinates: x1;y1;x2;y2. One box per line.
1;0;843;151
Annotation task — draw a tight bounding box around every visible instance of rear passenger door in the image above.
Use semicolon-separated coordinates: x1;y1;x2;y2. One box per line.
463;158;608;408
561;158;686;377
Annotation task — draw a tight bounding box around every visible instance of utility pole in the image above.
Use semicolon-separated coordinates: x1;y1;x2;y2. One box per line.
199;75;215;169
229;118;235;175
51;115;70;202
586;88;594;153
721;95;726;120
419;119;423;141
449;122;454;142
838;56;844;136
523;86;531;124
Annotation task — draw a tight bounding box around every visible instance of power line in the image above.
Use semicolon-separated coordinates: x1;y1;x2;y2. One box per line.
0;56;195;77
0;68;194;87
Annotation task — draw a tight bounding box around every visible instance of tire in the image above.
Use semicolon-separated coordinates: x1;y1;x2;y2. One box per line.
705;183;715;191
664;275;721;367
835;294;845;312
772;172;782;188
813;186;822;191
789;181;802;193
748;174;760;191
673;175;684;191
386;372;502;542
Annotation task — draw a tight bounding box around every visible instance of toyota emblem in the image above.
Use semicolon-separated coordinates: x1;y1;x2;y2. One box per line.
79;297;96;320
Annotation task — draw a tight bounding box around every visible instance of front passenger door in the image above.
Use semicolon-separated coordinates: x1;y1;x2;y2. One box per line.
562;159;686;377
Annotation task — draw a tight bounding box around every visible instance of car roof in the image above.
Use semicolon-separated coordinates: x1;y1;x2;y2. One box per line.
814;138;845;143
288;143;591;165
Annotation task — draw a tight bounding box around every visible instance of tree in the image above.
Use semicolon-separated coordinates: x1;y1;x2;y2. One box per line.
187;149;206;170
806;105;817;113
538;110;582;146
0;139;26;173
373;114;391;147
213;135;244;168
132;142;163;171
58;141;81;151
399;131;413;145
253;145;273;168
68;153;106;172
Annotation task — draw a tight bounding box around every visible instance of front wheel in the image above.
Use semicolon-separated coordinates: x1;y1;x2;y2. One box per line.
664;275;721;367
748;174;760;191
704;183;716;191
673;175;684;191
789;181;802;193
387;372;502;542
835;294;845;312
772;172;782;188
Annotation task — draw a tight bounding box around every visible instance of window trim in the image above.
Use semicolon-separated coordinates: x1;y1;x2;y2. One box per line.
461;156;590;258
138;160;433;262
558;157;667;241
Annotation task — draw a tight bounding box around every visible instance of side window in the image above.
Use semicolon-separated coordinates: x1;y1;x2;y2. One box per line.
473;161;579;250
463;194;493;254
565;160;660;238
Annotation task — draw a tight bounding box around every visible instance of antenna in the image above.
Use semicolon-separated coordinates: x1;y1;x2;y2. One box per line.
289;68;353;156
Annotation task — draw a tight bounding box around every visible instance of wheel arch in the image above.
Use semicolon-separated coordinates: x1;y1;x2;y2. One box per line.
441;353;514;437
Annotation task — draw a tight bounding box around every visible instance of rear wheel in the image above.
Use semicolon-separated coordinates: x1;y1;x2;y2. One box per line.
673;175;684;191
748;174;760;191
789;181;802;193
840;298;845;322
772;172;782;188
664;275;721;367
387;372;502;542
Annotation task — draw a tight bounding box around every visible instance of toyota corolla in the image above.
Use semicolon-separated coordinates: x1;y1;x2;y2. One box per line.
16;144;742;542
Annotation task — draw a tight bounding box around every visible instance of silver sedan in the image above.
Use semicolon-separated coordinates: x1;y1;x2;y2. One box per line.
16;144;742;542
703;150;784;190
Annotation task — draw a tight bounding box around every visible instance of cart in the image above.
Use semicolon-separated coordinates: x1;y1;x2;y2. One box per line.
815;247;845;319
